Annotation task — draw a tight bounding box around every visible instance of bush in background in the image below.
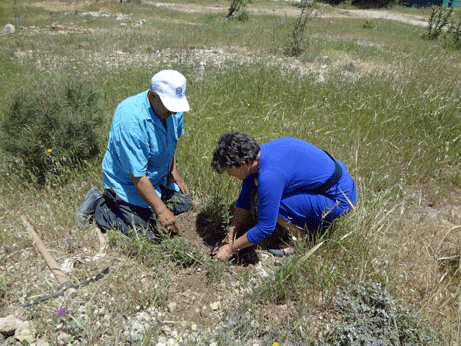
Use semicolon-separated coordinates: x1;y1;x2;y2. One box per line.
443;8;461;49
226;0;251;21
422;5;454;40
0;77;104;186
285;0;319;57
313;282;447;345
422;6;461;49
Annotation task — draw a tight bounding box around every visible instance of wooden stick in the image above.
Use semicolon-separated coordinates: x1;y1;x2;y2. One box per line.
20;216;71;287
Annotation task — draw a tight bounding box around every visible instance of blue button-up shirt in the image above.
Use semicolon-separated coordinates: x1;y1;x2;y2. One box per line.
102;90;184;208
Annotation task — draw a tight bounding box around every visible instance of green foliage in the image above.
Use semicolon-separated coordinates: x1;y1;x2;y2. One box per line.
443;9;461;49
226;0;251;20
422;5;454;40
159;237;203;268
362;19;377;29
206;259;228;284
285;0;318;57
422;7;461;49
312;282;447;345
0;77;104;186
108;230;163;267
109;230;203;268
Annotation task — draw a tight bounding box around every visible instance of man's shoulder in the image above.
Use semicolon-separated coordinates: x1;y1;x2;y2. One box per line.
115;90;151;122
118;90;149;108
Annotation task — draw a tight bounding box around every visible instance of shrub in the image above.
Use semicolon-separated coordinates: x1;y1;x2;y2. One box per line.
312;282;447;346
444;9;461;49
285;0;319;57
159;237;203;268
422;5;454;40
226;0;251;21
362;19;377;29
0;77;104;186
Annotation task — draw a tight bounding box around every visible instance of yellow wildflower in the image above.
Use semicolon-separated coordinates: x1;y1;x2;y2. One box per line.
4;211;8;215
272;343;279;346
47;149;52;153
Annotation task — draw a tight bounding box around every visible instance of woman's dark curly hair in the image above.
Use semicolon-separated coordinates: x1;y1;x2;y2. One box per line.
211;132;260;173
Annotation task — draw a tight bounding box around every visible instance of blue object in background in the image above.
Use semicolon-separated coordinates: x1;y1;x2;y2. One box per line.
443;0;460;7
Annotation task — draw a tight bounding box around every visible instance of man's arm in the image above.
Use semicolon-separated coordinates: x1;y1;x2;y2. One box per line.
130;174;178;232
168;152;189;194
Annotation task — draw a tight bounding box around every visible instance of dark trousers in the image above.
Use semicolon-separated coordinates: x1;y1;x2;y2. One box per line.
94;186;193;240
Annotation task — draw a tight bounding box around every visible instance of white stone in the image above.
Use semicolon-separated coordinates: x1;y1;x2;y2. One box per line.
31;340;50;346
210;301;220;310
4;24;15;34
167;302;177;313
15;320;35;343
57;332;72;345
0;315;20;335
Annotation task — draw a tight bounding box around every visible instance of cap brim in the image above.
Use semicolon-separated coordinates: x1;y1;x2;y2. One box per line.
160;96;190;113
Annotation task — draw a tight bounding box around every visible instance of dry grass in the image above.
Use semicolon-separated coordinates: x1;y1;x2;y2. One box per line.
1;0;461;344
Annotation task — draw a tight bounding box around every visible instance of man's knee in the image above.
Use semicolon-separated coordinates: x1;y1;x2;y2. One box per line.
166;193;193;215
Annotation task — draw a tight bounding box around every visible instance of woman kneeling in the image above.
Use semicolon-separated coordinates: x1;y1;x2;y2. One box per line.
211;132;357;260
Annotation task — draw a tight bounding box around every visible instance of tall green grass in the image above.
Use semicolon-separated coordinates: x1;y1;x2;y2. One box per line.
1;0;461;343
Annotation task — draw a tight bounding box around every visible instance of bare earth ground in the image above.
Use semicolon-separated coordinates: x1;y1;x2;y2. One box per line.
2;2;461;345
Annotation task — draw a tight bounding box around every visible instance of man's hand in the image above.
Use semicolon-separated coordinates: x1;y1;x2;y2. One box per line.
168;173;189;195
156;207;179;233
175;178;189;195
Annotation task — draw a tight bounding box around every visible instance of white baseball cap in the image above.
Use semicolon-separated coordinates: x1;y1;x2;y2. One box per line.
150;70;190;113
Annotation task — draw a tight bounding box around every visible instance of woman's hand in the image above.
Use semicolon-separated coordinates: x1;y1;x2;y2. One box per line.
211;243;235;261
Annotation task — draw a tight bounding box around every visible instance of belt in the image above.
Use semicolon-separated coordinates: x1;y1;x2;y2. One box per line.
313;151;343;194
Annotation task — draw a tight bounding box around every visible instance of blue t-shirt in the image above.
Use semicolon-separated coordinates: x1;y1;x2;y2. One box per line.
236;137;357;244
102;90;184;208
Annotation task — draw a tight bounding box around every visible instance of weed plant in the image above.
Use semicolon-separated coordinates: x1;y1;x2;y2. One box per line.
1;0;461;344
313;282;446;345
0;76;104;186
443;9;461;49
422;5;454;40
226;0;251;20
286;0;319;57
159;237;203;268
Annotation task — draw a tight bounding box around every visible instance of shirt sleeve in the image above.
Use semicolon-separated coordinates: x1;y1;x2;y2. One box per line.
176;112;184;138
246;169;287;244
114;127;149;177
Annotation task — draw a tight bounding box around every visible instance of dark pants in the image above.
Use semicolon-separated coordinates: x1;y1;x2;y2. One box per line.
94;186;193;240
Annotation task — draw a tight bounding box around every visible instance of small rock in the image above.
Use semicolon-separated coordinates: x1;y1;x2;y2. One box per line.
210;301;220;311
15;320;35;343
51;22;65;31
57;332;73;345
167;302;177;313
4;24;15;34
162;325;171;335
318;55;332;63
344;62;358;73
157;335;167;344
32;340;50;346
0;315;20;335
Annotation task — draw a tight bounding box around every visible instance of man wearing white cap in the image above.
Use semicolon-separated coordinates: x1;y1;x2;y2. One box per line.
76;70;193;238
